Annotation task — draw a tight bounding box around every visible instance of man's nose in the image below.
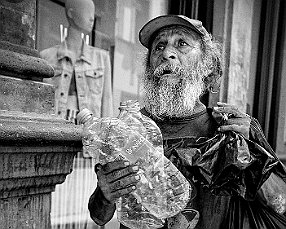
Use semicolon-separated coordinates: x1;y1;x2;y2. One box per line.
162;45;177;60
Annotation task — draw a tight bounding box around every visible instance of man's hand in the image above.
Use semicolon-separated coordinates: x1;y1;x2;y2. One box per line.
95;160;140;204
212;102;251;139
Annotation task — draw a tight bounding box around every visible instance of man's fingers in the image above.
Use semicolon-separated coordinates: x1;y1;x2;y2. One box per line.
110;174;140;192
110;186;136;201
213;102;251;139
106;165;139;182
218;124;249;138
214;102;247;117
216;102;234;108
213;106;242;117
96;161;140;203
212;110;250;125
97;172;138;203
225;117;250;126
101;160;130;173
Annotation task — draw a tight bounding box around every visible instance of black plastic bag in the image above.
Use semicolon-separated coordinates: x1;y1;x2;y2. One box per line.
193;131;278;200
221;196;286;229
192;131;286;228
164;129;286;228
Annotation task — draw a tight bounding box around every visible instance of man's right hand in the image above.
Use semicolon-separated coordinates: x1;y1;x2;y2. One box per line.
95;160;140;204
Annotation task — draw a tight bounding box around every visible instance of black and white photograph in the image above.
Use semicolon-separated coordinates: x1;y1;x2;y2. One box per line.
1;0;286;229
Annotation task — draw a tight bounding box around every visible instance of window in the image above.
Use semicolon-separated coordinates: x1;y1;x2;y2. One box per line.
37;0;94;51
116;5;136;43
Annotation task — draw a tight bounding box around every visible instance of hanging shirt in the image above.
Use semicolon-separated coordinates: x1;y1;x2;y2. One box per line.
40;39;113;122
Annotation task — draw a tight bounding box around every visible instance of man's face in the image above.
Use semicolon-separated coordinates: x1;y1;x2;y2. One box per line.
142;26;208;119
150;26;202;83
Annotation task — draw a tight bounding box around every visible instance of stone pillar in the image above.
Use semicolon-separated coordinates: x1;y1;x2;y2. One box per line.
0;1;82;228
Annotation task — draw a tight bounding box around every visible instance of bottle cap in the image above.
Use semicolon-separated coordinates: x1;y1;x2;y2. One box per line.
119;101;127;108
77;108;93;125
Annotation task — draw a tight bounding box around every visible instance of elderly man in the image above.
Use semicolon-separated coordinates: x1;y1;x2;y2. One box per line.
88;15;286;229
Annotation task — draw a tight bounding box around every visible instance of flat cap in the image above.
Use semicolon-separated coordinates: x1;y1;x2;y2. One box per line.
139;14;211;48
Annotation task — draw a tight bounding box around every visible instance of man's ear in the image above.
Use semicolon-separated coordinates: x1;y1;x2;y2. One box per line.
66;8;74;20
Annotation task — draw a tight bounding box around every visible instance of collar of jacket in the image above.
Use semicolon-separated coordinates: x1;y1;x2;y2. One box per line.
56;39;92;65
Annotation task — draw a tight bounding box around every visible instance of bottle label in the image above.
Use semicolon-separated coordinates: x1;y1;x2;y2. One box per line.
123;135;152;163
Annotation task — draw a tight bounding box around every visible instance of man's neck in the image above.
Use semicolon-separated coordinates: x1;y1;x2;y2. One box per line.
192;101;206;114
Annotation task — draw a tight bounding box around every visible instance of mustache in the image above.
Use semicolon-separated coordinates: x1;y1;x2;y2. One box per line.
153;63;184;77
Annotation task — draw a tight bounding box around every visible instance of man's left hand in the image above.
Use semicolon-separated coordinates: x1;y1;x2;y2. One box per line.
212;102;251;139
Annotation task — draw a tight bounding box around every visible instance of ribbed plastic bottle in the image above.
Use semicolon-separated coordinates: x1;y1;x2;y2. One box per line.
77;102;191;228
77;108;164;229
117;101;191;220
77;109;164;229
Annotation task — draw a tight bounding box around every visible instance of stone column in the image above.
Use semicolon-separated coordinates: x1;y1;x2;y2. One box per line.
0;1;82;228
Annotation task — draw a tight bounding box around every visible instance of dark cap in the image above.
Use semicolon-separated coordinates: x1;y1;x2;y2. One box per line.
139;14;211;48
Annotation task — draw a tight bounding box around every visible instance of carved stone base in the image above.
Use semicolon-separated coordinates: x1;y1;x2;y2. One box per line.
0;93;82;229
0;2;84;228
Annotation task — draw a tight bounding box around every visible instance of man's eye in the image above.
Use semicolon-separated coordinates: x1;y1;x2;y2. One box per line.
155;44;164;51
178;40;188;46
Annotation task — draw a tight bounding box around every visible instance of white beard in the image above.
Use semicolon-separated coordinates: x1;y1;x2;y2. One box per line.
142;63;205;119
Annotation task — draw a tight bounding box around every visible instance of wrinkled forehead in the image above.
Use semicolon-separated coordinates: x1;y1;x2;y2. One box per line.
151;25;202;45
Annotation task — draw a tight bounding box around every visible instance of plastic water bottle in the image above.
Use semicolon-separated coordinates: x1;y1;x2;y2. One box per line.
77;102;191;228
117;101;191;219
77;108;164;229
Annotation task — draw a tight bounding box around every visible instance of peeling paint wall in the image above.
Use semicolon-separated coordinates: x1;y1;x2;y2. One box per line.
227;0;254;112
